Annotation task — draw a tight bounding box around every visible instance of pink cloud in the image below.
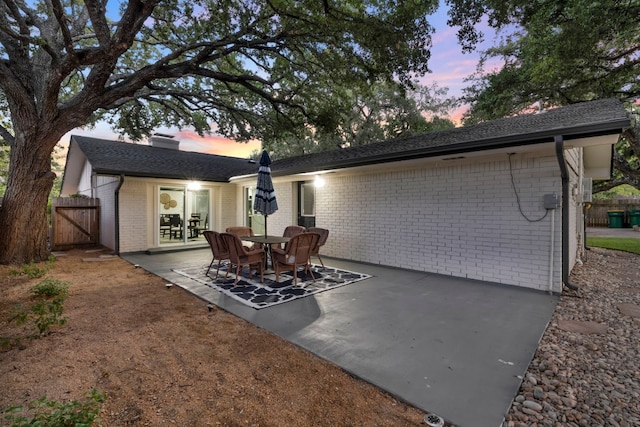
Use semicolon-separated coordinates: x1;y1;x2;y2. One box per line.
175;130;261;158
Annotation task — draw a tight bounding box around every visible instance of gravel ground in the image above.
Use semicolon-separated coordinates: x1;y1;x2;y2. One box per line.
503;247;640;427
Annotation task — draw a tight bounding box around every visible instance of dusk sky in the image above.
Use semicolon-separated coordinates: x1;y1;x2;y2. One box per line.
64;5;501;159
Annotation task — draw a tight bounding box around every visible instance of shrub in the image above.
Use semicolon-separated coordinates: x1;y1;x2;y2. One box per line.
9;255;56;279
3;389;106;427
10;278;69;337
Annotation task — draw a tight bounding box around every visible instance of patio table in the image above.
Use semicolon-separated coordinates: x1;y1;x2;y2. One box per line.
243;235;290;270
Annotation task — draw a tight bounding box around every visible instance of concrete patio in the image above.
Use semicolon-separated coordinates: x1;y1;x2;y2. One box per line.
123;249;558;427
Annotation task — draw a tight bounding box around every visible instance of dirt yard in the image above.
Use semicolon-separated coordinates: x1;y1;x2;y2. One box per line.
0;248;427;426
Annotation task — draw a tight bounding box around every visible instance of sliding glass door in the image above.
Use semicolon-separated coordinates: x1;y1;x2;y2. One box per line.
159;185;210;245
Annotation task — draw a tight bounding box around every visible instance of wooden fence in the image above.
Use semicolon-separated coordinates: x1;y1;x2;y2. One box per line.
586;199;640;227
51;197;100;250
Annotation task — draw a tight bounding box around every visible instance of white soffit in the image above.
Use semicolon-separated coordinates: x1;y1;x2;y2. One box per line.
584;144;613;180
60;141;88;196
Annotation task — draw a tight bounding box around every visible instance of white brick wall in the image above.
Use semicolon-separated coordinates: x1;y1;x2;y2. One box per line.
316;154;564;292
94;176;119;250
118;180;148;253
264;181;294;236
565;147;583;269
219;185;237;231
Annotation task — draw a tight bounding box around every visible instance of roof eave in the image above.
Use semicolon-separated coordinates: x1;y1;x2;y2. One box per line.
271;118;630;177
91;169;231;183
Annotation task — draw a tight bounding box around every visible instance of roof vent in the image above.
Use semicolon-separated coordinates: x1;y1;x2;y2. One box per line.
149;133;180;150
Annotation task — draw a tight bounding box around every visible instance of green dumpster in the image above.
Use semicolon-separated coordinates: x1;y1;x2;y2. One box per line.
630;210;640;227
608;210;624;228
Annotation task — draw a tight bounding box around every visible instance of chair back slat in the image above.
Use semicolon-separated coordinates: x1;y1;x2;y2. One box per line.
203;230;228;258
283;225;306;238
288;232;318;263
306;227;329;246
225;226;254;238
220;233;244;262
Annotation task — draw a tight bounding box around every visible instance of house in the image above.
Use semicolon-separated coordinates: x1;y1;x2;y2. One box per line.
61;98;630;293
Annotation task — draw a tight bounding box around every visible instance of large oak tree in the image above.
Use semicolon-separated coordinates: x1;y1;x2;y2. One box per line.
263;81;458;159
446;0;640;192
0;0;439;264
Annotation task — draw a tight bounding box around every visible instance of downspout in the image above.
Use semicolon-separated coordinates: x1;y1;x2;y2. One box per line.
114;174;125;254
554;136;580;291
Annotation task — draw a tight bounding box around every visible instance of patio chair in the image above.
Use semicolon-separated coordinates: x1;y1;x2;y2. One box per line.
202;231;230;279
160;215;172;238
272;225;306;251
272;232;320;287
194;214;209;237
225;226;260;250
220;232;265;286
169;214;183;239
306;227;329;268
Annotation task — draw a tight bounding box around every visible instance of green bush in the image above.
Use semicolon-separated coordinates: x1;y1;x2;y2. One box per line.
3;389;106;427
11;278;69;337
31;278;69;299
9;256;56;279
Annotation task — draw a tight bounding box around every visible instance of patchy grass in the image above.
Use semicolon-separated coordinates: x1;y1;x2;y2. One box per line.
587;237;640;255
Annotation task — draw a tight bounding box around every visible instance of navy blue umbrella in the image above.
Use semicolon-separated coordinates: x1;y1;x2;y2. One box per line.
253;150;278;236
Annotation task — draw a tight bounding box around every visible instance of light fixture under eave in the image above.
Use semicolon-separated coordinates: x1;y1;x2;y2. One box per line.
187;181;201;191
314;175;326;188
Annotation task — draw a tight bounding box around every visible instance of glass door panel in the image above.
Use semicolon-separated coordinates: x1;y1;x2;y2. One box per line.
246;187;265;235
298;181;316;228
186;188;209;241
159;187;185;244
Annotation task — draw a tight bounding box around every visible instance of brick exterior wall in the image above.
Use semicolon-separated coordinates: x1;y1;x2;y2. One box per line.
118;180;148;253
94;175;120;251
565;148;583;269
265;181;295;236
219;185;238;232
315;154;564;292
83;149;585;293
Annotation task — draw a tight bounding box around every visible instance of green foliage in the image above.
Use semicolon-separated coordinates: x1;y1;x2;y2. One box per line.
3;0;439;143
9;257;56;278
455;0;639;121
446;0;640;191
10;278;69;337
263;80;458;159
593;185;640;201
1;0;443;264
31;278;69;298
587;237;640;255
3;389;106;427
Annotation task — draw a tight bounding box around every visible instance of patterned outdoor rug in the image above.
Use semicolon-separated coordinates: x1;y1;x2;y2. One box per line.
172;263;372;309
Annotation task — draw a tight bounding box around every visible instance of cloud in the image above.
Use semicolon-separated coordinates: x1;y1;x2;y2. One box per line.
175;130;261;158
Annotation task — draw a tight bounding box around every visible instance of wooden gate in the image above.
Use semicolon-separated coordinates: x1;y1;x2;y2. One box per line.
51;197;100;250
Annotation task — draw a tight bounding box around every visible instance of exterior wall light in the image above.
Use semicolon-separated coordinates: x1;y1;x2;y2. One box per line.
187;181;201;191
314;175;325;188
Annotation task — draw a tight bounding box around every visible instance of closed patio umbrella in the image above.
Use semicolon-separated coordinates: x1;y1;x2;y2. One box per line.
253;150;278;236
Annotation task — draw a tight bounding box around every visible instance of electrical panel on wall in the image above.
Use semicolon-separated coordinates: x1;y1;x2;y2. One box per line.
544;193;561;209
582;178;593;203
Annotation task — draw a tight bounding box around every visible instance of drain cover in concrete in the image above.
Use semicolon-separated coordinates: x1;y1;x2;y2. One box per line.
557;320;608;334
617;303;640;318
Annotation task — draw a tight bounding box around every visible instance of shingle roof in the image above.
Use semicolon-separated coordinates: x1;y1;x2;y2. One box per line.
71;135;257;182
70;98;629;182
269;98;630;175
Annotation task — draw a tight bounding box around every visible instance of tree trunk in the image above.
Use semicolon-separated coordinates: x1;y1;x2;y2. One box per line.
0;134;57;265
